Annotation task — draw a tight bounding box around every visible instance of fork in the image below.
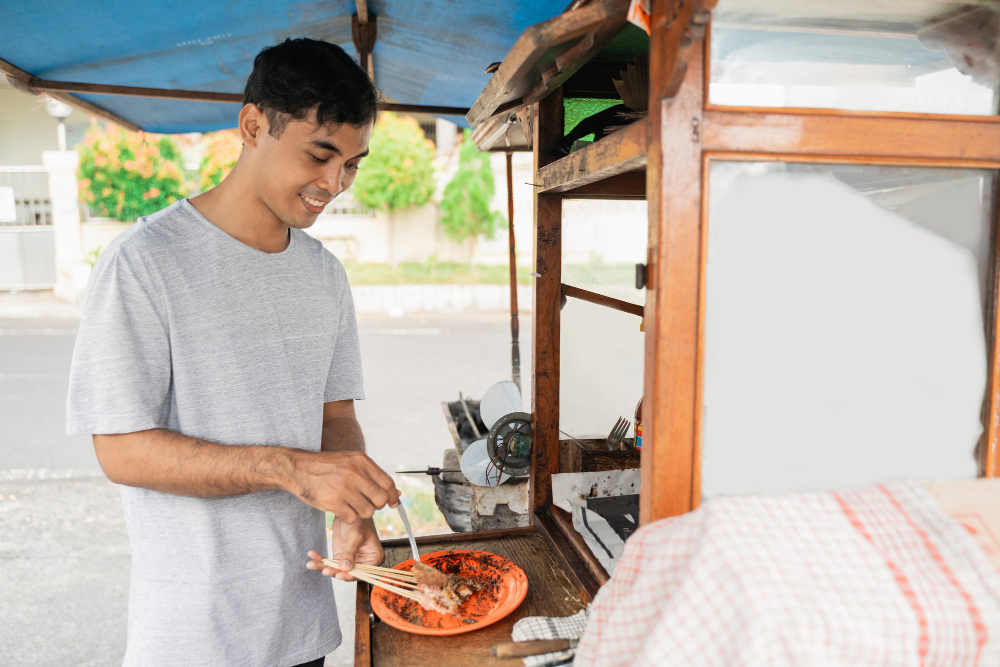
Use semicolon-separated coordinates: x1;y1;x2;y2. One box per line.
606;417;630;451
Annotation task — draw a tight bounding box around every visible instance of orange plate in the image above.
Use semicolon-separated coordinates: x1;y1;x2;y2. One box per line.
370;549;528;636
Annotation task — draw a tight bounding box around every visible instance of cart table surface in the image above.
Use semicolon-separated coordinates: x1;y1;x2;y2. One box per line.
358;531;586;666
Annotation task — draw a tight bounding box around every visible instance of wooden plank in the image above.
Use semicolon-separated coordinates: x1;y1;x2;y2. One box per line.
369;533;585;666
531;91;565;516
562;284;644;317
536;119;648;193
562;169;646;199
533;511;602;602
703;107;1000;163
641;0;705;524
549;505;610;585
467;0;630;127
379;526;537;549
355;581;373;667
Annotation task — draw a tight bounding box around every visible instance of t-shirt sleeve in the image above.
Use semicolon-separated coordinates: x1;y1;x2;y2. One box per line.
324;268;365;402
66;251;172;435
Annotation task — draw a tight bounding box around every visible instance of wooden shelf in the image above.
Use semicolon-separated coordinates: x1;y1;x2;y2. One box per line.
536;118;648;193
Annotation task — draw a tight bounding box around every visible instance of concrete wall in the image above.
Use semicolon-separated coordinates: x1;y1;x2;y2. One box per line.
0;84;90;166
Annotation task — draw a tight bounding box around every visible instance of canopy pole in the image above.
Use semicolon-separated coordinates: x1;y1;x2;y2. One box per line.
352;1;377;81
507;151;521;393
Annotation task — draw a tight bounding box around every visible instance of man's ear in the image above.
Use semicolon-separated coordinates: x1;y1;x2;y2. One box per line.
239;104;265;148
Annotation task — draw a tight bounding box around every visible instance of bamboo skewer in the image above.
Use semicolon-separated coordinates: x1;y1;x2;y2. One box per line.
352;571;423;602
320;558;418;581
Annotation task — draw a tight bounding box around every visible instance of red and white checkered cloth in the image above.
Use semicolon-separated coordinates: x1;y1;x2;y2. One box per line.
574;483;1000;666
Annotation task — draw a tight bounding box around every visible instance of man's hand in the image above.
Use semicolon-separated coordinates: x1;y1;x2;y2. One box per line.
306;516;383;581
289;450;400;522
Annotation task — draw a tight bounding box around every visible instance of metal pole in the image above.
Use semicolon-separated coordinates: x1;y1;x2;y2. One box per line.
506;151;521;392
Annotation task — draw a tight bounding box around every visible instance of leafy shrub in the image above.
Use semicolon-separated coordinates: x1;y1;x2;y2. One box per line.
351;113;435;212
77;126;186;221
439;130;504;243
199;129;242;191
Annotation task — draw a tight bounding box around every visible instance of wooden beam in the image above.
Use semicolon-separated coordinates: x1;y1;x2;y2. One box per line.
467;0;630;127
703;107;1000;164
641;0;705;524
0;57;139;131
31;80;242;103
982;176;1000;478
562;284;644;317
536;118;647;193
352;10;377;81
354;582;372;667
530;90;564;517
561;169;646;199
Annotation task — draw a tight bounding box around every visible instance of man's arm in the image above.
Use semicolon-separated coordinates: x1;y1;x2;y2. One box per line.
320;399;366;454
93;424;399;523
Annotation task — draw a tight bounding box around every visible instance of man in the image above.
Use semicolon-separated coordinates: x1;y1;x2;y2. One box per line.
67;38;398;667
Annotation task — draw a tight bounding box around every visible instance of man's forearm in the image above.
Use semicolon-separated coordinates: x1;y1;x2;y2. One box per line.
321;415;366;454
93;428;299;498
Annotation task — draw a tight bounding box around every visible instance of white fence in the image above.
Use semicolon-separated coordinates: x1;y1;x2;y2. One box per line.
0;166;56;290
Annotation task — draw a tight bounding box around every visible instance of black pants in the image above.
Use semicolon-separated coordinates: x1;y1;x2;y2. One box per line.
293;659;325;667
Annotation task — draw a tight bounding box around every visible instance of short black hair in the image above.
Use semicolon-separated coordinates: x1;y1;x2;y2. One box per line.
244;38;378;138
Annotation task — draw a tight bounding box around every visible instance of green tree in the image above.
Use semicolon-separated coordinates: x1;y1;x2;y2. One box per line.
439;130;504;264
77;126;186;221
352;113;436;266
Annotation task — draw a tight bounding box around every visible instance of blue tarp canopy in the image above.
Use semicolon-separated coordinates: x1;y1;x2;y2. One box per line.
1;1;567;133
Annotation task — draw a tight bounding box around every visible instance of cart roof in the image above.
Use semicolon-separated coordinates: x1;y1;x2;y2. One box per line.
1;0;567;133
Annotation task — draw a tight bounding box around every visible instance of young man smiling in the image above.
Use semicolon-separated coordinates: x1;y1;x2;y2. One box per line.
67;39;397;667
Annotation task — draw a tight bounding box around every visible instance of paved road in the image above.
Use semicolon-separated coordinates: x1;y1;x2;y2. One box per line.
0;310;531;666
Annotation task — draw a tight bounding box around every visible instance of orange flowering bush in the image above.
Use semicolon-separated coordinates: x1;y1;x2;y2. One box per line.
199;129;242;191
77;126;187;221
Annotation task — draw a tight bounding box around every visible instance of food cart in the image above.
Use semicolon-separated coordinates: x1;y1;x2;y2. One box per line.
360;0;1000;662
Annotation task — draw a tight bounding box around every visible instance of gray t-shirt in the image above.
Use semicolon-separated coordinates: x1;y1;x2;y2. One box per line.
66;199;364;667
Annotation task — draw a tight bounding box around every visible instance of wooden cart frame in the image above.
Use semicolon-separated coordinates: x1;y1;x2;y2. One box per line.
357;0;1000;662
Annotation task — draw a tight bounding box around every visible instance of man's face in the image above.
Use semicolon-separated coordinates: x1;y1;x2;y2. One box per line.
251;109;372;230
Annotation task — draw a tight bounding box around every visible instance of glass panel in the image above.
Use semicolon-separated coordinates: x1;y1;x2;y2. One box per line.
710;0;1000;115
562;199;648;305
702;161;996;497
559;297;645;440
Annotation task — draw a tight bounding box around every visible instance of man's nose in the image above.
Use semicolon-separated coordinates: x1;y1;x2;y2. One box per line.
317;167;345;196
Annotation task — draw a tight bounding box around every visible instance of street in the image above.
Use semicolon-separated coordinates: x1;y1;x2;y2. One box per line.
0;301;531;666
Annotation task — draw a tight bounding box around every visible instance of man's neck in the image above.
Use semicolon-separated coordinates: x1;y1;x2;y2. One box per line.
189;165;290;253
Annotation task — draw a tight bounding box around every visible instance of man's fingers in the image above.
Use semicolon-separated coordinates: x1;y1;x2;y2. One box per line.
361;461;401;507
347;495;377;521
360;478;390;510
336;524;367;573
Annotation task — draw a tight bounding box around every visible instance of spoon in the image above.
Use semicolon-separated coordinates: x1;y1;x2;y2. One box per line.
396;504;420;563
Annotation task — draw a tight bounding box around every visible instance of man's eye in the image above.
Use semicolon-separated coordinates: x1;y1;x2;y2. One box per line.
310;154;329;164
347;163;361;171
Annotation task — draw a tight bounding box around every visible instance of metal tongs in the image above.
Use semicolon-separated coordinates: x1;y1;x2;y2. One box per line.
396;504;420;563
